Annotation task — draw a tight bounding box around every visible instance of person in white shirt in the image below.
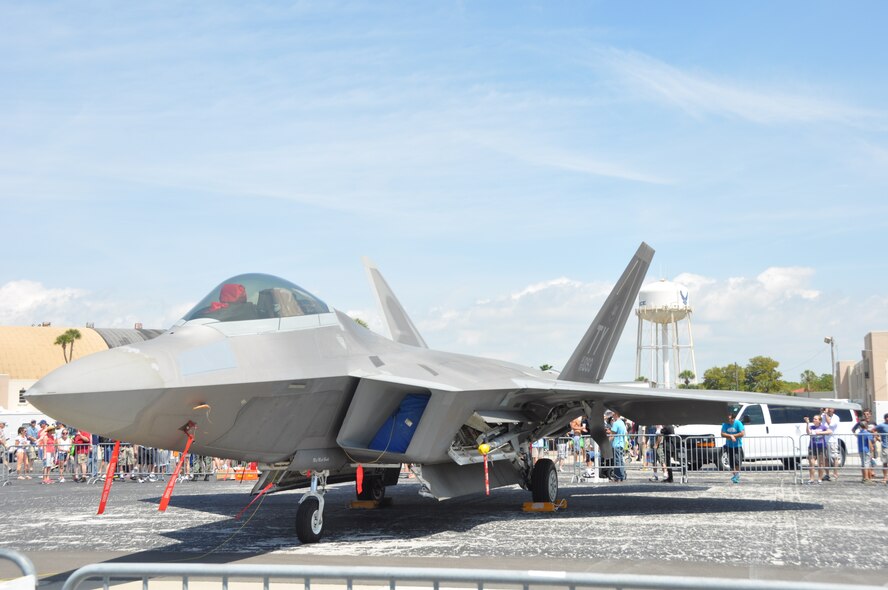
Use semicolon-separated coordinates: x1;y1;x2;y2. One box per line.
56;429;73;482
823;407;841;481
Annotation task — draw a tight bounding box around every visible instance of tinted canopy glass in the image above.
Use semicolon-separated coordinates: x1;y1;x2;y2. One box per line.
182;273;330;323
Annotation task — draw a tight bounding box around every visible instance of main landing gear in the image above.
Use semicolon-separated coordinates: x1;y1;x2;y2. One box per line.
530;458;558;503
356;472;386;502
295;470;328;543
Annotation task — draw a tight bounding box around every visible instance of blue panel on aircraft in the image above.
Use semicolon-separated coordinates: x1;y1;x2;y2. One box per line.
368;393;430;453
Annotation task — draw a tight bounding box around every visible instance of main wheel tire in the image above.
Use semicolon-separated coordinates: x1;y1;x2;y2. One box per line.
531;458;558;503
356;475;385;502
296;497;323;544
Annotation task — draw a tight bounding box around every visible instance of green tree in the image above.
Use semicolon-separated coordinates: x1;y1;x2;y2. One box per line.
815;373;834;392
703;363;745;391
744;356;782;393
353;317;369;329
678;370;696;388
800;369;817;392
635;376;649;383
539;364;554;372
53;328;82;364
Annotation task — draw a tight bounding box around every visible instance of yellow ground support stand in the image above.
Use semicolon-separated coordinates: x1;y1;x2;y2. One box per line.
522;499;568;512
234;468;259;481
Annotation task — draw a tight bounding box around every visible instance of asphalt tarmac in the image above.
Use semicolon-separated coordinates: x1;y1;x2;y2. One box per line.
1;470;886;587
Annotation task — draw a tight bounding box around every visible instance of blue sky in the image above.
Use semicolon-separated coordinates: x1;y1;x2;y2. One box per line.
2;2;886;382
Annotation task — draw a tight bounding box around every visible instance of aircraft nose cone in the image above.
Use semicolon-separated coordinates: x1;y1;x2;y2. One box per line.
27;348;166;435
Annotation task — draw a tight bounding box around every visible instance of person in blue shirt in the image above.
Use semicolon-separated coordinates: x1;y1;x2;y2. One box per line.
875;413;888;485
721;411;745;484
607;410;628;482
856;420;875;483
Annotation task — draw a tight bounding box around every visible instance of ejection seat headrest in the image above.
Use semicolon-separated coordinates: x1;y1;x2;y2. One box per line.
219;283;247;304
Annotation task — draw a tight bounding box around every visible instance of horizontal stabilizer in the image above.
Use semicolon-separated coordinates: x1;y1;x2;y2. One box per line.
558;242;654;384
363;257;428;348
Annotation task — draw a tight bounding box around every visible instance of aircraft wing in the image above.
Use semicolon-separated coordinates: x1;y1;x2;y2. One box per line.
503;379;861;427
336;368;859;466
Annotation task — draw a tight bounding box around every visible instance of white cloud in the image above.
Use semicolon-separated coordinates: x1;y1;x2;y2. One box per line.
463;132;672;185
597;48;884;126
675;267;820;323
420;277;614;366
416;266;888;379
0;280;87;325
0;279;187;330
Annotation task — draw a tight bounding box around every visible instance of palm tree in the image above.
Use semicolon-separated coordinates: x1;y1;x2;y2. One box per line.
678;370;696;388
54;328;82;363
800;369;817;392
539;364;554;372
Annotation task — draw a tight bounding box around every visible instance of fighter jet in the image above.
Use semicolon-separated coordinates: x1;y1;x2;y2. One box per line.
26;243;857;543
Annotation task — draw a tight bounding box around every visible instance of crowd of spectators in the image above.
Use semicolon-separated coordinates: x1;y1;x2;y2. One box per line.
0;418;239;484
3;409;885;487
533;408;888;486
539;411;678;483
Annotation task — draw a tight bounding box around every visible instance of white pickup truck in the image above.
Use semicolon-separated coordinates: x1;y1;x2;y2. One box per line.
675;402;858;470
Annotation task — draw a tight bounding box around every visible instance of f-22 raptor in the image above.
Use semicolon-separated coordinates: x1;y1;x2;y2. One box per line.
27;243;852;542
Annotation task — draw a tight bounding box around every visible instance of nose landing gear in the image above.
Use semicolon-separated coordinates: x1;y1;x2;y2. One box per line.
295;470;328;543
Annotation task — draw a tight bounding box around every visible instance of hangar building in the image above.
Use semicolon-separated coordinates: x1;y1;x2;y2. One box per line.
0;326;163;416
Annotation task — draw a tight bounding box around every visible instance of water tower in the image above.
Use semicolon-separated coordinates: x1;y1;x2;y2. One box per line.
635;279;697;388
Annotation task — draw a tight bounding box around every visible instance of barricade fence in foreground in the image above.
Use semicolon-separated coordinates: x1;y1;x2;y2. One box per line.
0;548;37;590
1;432;882;487
58;562;884;590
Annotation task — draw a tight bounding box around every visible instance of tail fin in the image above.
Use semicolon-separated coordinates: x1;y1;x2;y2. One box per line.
362;257;428;348
558;242;654;383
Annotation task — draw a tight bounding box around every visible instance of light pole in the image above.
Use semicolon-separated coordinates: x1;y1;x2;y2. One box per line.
824;337;837;397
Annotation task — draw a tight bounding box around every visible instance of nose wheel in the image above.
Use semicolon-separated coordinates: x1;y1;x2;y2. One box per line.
295;470;328;544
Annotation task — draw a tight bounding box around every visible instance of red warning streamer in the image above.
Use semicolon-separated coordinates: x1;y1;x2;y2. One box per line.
356;464;364;495
158;429;195;512
97;440;121;515
234;482;275;520
483;453;490;496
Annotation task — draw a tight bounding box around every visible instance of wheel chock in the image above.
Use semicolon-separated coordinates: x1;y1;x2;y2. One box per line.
522;499;567;512
348;498;393;509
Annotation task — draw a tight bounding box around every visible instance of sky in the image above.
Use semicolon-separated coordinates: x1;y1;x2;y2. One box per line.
2;2;887;384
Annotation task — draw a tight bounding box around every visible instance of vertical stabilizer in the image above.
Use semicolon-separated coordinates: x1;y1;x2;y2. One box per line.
362;257;428;348
558;242;654;383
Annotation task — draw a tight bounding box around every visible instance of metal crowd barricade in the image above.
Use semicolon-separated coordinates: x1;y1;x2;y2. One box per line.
0;441;232;485
543;430;885;485
58;561;885;590
0;433;877;488
0;443;11;486
0;548;37;590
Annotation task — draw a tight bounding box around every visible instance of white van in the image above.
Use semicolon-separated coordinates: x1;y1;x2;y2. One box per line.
675;403;858;470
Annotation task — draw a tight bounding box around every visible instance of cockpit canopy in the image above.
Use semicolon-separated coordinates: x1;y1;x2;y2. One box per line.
182;273;330;323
